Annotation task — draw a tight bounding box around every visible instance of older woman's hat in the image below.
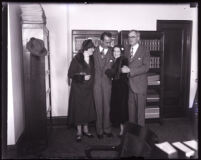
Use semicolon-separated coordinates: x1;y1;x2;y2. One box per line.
26;37;47;56
82;39;95;51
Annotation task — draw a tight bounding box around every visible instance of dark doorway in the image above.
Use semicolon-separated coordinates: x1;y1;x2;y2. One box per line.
157;20;192;118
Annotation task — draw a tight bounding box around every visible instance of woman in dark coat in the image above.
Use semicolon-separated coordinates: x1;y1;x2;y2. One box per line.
105;45;129;137
68;39;96;142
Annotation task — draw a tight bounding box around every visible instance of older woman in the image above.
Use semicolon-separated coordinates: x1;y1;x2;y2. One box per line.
68;39;96;142
105;45;129;137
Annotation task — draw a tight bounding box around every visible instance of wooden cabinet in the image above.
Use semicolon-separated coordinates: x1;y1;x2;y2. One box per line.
119;31;164;122
72;30;119;57
21;23;52;148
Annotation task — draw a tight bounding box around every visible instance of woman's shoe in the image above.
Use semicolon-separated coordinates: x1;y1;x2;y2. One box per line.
83;132;94;138
76;134;82;142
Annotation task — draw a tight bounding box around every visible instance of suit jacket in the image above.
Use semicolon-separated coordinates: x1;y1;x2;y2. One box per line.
93;46;115;89
124;44;150;94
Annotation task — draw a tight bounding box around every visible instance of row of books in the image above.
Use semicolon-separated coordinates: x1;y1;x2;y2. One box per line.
147;94;160;102
123;39;161;51
148;73;160;81
147;88;159;102
150;57;160;68
139;39;161;51
155;140;197;158
20;4;46;24
148;81;160;85
147;73;160;85
145;106;159;119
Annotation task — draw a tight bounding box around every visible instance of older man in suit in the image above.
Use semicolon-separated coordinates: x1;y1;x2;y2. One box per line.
93;32;115;139
121;30;150;126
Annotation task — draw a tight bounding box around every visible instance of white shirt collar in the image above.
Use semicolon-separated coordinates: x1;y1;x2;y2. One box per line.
99;45;108;55
131;43;139;55
132;43;139;50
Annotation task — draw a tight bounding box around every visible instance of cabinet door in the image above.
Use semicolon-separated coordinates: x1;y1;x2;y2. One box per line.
157;20;192;118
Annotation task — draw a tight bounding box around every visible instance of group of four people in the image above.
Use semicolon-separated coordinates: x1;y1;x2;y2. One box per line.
67;30;150;142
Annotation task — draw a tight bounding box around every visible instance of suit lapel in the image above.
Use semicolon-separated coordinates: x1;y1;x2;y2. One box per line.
127;46;132;61
95;47;102;67
103;48;111;66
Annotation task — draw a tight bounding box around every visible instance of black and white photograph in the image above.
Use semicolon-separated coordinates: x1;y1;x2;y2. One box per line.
1;1;198;159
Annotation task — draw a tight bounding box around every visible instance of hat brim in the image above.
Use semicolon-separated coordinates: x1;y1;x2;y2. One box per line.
30;47;47;57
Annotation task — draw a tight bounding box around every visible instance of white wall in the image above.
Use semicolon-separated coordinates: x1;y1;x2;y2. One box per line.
42;4;69;116
7;3;25;145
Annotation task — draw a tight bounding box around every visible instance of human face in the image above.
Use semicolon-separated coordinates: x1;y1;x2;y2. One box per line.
113;47;121;59
128;31;140;46
87;47;94;56
101;35;111;49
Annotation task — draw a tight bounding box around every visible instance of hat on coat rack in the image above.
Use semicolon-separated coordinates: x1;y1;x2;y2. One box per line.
26;37;47;57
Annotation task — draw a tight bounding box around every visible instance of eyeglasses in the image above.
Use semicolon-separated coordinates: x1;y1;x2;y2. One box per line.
128;36;138;39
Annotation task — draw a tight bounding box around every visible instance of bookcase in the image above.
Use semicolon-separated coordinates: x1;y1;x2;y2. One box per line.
21;23;52;146
72;30;119;57
119;31;164;122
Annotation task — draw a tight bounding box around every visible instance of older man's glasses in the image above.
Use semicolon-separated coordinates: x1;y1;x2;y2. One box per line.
128;36;138;39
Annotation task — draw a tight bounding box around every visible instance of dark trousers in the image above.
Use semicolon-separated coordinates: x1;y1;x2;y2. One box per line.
128;89;146;126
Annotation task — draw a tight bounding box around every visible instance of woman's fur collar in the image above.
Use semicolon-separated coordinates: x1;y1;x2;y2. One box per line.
75;52;94;68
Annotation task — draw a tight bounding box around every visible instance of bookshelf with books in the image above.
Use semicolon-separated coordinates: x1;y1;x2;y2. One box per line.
119;31;164;122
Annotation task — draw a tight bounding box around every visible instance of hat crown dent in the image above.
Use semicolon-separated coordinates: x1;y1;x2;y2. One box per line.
26;37;47;57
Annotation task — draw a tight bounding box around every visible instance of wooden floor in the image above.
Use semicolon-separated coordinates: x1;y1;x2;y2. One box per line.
3;117;198;159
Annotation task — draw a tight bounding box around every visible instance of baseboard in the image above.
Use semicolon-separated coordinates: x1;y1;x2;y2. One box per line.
47;116;96;127
47;116;68;126
5;132;25;158
7;144;17;151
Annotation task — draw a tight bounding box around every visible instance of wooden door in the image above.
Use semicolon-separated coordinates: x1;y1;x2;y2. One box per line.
157;20;192;118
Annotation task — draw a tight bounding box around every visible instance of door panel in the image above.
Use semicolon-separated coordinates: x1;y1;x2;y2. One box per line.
157;20;192;118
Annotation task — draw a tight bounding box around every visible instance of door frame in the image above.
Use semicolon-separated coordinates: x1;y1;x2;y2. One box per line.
157;20;192;117
2;2;8;157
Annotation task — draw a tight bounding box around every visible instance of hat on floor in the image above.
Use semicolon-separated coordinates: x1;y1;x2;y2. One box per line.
26;37;47;56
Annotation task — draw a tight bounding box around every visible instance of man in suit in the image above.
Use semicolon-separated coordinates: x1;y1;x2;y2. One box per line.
93;32;115;139
121;30;150;126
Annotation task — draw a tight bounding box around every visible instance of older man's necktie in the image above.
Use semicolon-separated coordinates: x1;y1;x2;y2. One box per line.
130;47;134;59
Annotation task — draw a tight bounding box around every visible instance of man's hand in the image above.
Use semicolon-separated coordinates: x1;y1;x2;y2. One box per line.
121;66;130;73
84;75;91;80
